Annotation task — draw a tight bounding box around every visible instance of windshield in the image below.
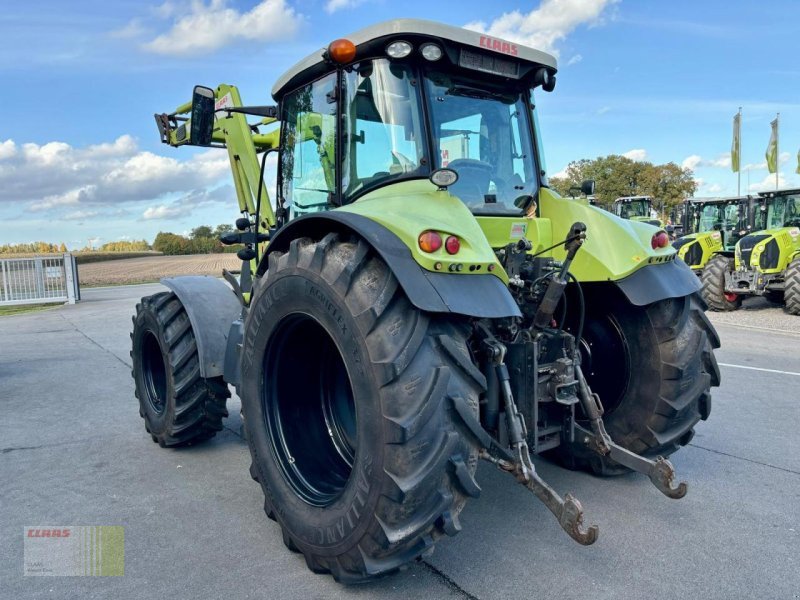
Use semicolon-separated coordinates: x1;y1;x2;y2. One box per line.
342;60;427;199
615;200;650;218
696;202;740;232
425;72;538;216
766;194;800;228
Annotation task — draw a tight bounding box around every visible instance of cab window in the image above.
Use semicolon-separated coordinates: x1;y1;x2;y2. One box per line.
280;73;338;218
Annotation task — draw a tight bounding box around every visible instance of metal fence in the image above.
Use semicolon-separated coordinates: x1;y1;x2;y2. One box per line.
0;254;80;306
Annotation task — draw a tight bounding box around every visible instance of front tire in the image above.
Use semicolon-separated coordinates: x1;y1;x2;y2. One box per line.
559;290;720;475
784;258;800;315
240;234;483;582
701;255;741;311
131;292;230;446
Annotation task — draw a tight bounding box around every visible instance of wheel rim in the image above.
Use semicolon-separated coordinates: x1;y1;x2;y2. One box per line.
141;331;167;415
262;313;357;507
576;313;630;416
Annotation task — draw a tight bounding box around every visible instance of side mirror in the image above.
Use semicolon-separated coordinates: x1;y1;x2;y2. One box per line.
190;85;215;146
581;179;596;196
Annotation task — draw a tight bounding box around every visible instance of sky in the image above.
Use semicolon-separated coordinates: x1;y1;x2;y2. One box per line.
1;0;799;247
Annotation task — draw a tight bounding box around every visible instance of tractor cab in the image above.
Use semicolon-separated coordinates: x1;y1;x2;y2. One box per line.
754;188;800;230
268;19;558;221
703;188;800;310
674;195;752;272
612;196;661;226
686;196;751;248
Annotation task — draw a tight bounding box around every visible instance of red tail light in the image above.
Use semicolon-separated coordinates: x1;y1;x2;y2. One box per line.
651;231;670;249
418;230;442;253
445;235;460;255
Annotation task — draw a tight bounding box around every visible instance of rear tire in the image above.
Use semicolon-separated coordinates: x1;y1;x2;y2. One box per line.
785;258;800;315
131;292;230;447
701;255;741;311
558;291;720;475
240;234;483;583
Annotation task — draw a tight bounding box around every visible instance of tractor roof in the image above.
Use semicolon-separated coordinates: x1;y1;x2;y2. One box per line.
614;196;653;203
758;187;800;198
272;18;558;99
685;195;749;204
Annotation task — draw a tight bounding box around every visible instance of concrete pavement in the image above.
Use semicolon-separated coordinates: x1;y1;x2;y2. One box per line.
1;285;798;599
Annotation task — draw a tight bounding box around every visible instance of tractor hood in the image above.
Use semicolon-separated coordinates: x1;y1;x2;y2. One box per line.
673;231;723;270
538;188;676;282
735;227;800;272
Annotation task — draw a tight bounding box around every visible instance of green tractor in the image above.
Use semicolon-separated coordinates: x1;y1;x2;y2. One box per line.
674;195;754;275
612;195;663;227
133;19;720;582
701;188;800;312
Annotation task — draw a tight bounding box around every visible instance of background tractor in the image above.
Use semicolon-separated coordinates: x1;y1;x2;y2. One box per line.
612;195;663;227
701;188;800;312
132;19;720;582
674;195;754;280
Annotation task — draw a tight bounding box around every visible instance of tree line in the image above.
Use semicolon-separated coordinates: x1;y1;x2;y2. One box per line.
153;224;239;255
0;224;239;256
548;155;697;213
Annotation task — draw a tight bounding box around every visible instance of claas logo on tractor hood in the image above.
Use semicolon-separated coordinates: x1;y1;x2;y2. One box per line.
479;35;519;56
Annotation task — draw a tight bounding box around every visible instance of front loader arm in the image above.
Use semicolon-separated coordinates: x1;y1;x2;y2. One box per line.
155;84;279;228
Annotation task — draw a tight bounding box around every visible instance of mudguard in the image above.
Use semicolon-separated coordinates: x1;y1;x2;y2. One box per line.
614;259;701;306
161;276;241;378
261;212;522;318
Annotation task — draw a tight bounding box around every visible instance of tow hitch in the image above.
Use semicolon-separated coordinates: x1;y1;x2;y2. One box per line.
474;221;688;547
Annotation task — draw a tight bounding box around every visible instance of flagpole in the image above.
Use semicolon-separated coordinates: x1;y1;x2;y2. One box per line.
776;112;780;191
737;107;742;196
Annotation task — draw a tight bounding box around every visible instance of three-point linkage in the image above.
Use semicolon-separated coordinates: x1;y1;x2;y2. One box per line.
475;222;688;547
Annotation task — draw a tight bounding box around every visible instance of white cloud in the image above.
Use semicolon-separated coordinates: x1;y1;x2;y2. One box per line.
596;106;611;115
0;135;230;217
465;0;619;57
682;155;702;170
705;183;723;194
143;0;302;55
0;139;17;160
63;210;100;221
623;148;647;161
566;54;583;66
325;0;365;13
681;152;731;170
142;205;184;220
749;173;786;192
744;152;790;171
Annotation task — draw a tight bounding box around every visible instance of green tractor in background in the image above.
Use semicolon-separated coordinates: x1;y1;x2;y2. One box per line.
702;188;800;312
133;19;720;582
674;195;754;277
612;195;664;227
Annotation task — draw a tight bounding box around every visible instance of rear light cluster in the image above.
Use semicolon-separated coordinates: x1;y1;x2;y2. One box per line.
651;230;670;249
418;230;461;255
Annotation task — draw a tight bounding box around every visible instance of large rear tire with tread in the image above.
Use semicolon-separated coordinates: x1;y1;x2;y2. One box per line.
784;258;800;315
701;255;741;311
131;292;230;447
558;291;720;475
240;234;483;583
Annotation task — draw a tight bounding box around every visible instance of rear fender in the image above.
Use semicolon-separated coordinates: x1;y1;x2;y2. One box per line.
259;212;521;319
